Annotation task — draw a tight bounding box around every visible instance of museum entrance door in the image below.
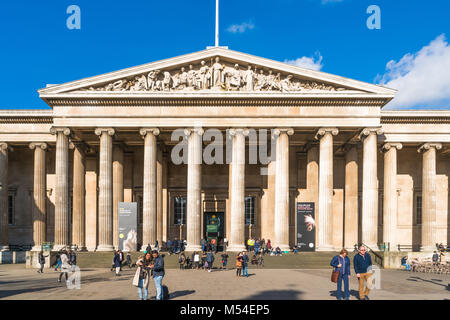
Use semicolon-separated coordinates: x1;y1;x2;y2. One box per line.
203;212;225;251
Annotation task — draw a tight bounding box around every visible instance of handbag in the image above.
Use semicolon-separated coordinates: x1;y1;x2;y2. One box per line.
331;256;341;283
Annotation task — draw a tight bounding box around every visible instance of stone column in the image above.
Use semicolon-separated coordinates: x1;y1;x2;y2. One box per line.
50;128;71;251
71;143;86;250
418;143;442;251
227;128;248;251
273;128;294;251
185;128;203;252
359;128;383;249
344;144;358;250
95;128;115;251
30;143;48;251
113;144;124;250
315;128;338;251
140;128;159;249
382;143;402;251
0;143;10;251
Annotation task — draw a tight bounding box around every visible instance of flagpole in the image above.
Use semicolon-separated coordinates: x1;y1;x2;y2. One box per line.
215;0;219;47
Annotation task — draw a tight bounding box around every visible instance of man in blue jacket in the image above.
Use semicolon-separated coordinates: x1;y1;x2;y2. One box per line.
353;246;373;300
150;250;165;300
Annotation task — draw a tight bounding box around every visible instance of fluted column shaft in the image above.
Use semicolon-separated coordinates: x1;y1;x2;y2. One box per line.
51;128;71;251
344;145;358;250
30;143;47;251
140;128;159;249
113;145;124;250
0;143;9;251
72;143;86;249
185;128;203;252
418;143;442;251
360;128;382;249
274;128;293;251
382;143;402;251
95;128;115;251
316;128;338;251
228;128;248;251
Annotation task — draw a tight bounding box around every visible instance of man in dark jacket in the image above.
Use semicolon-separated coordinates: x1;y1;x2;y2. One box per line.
353;246;373;300
150;250;165;300
69;250;77;272
242;251;249;277
37;250;48;273
206;251;215;272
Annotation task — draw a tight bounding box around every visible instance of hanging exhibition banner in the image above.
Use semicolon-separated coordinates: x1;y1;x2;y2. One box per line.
118;202;137;252
296;202;316;252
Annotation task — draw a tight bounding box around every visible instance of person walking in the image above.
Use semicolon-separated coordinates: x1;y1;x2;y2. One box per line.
58;251;70;285
178;253;186;270
206;251;215;272
54;252;62;271
133;253;152;300
126;252;132;268
432;251;439;265
150;250;165;300
221;252;229;270
193;252;200;270
330;249;351;300
37;250;48;274
69;250;77;272
353;246;373;300
155;240;159;252
114;251;122;276
236;252;243;277
201;238;206;253
242;251;249;277
118;250;124;271
146;243;152;254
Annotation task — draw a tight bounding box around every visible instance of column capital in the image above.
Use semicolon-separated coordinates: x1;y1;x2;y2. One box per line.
139;128;160;138
0;143;12;152
229;128;249;137
358;127;383;141
29;142;48;151
314;127;338;140
381;142;403;152
95;128;115;137
50;127;71;136
417;142;442;153
68;141;90;154
272;128;294;139
184;128;204;138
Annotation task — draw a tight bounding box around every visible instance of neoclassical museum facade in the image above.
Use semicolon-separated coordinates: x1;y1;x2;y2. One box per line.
0;47;448;252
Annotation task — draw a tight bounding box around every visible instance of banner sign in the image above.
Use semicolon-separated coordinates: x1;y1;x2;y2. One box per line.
118;202;137;252
296;202;316;251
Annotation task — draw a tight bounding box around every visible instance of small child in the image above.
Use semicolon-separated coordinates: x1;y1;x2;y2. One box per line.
258;253;264;268
236;255;243;277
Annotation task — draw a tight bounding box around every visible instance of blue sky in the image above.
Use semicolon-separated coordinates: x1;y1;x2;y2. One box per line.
0;0;449;110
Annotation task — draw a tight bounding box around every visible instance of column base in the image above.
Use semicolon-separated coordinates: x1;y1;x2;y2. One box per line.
226;244;246;252
86;246;97;252
96;244;115;252
52;245;70;252
420;246;436;252
184;244;202;252
0;246;10;252
316;245;334;252
31;245;44;252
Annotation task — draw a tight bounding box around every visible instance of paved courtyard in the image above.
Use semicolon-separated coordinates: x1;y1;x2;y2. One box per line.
0;264;449;300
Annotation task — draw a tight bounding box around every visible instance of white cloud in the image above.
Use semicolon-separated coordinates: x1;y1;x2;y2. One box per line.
377;34;450;109
226;21;255;34
284;53;324;71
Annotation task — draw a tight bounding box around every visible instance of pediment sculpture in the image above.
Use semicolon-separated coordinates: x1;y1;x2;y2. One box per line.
84;57;348;93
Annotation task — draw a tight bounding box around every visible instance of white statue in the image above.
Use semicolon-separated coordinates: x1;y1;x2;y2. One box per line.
147;70;160;91
162;71;172;91
212;57;223;87
199;60;211;89
187;64;198;88
228;64;242;90
245;66;255;91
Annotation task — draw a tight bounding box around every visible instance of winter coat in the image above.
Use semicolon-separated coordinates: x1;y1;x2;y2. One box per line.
151;255;165;277
330;255;351;276
60;254;70;271
132;259;150;288
113;253;121;268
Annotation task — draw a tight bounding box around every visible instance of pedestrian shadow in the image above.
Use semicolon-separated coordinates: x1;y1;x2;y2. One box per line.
0;286;57;299
169;290;196;299
243;289;303;300
407;276;450;290
328;289;359;299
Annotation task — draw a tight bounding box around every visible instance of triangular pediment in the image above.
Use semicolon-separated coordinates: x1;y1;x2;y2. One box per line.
38;47;396;98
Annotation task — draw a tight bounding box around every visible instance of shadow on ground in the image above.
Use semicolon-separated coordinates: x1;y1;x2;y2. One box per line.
243;289;303;300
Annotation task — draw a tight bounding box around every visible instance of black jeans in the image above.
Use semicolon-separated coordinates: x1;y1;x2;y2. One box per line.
59;272;68;282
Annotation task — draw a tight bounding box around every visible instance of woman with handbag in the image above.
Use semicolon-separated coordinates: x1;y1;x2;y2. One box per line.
330;249;351;300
